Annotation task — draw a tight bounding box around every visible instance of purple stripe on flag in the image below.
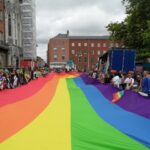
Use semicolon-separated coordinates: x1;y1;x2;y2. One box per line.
80;74;150;119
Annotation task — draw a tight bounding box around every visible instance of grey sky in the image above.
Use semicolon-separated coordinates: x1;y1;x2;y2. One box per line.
36;0;126;60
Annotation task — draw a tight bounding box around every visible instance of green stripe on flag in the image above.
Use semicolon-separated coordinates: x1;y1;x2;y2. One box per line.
66;79;149;150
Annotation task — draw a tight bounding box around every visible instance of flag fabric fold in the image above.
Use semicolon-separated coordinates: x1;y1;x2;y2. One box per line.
0;73;150;150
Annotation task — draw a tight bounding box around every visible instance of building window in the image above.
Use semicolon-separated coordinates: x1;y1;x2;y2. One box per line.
78;57;82;63
53;48;57;51
84;50;87;55
103;43;107;47
92;50;94;55
97;43;101;47
84;43;87;46
72;43;75;47
8;14;12;36
72;50;75;54
97;51;101;55
91;43;94;47
54;54;58;61
103;51;106;54
62;48;65;51
62;48;66;54
78;50;82;56
62;55;65;60
54;54;58;58
84;57;87;62
78;43;81;47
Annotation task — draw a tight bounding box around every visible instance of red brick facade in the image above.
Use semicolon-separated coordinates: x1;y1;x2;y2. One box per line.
69;39;119;70
48;32;122;70
48;36;69;68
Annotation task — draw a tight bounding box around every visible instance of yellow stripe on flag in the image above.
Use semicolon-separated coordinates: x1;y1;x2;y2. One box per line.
0;78;71;150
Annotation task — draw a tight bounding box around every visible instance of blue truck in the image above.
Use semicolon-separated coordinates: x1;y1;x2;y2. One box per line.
99;48;136;73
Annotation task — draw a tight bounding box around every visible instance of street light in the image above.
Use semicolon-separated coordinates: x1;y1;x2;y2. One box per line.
75;52;82;70
87;40;91;71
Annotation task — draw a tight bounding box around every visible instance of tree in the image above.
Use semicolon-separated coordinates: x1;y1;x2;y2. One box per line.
107;0;150;51
107;21;127;43
143;21;150;48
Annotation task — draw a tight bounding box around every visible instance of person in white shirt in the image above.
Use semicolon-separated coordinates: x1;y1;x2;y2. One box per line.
13;74;18;88
112;74;121;88
92;70;98;79
0;77;3;90
124;74;134;90
0;71;4;90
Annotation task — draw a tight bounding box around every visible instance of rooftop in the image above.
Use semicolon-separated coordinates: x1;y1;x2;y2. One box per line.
55;33;69;38
54;33;110;40
52;30;110;40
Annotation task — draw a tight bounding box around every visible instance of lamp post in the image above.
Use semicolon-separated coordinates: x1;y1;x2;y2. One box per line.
75;52;82;71
87;40;90;71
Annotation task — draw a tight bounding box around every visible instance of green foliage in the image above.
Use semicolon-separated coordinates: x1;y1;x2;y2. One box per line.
107;21;128;43
143;21;150;48
107;0;150;54
136;48;150;63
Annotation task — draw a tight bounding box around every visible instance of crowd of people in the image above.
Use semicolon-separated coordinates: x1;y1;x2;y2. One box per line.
0;66;74;91
90;70;150;98
0;67;150;98
0;68;49;91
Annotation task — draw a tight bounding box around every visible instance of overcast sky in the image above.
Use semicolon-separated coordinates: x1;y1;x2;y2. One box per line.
36;0;126;61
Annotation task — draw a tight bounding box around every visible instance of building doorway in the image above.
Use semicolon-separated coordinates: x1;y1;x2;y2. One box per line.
0;51;7;67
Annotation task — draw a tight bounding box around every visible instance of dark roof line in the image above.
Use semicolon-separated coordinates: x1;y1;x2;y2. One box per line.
54;34;110;40
54;33;68;38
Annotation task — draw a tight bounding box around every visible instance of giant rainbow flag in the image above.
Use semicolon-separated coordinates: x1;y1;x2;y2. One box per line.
0;73;150;150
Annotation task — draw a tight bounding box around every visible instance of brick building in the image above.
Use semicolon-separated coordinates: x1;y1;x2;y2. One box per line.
48;31;70;68
48;31;121;70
